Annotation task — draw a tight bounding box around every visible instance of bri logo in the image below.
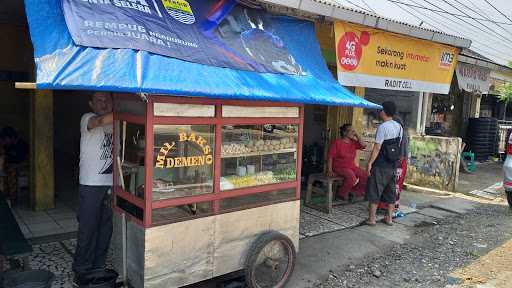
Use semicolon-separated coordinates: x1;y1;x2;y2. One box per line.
337;31;370;71
161;0;196;24
81;0;153;14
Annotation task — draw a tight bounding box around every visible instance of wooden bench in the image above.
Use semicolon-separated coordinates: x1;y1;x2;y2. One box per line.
0;194;32;273
304;173;345;214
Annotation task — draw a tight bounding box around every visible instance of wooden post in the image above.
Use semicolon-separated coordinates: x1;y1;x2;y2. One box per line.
351;87;365;135
30;90;54;211
352;87;366;167
325;104;355;172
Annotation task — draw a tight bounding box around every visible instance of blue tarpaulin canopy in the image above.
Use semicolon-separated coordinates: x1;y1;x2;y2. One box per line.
24;0;380;108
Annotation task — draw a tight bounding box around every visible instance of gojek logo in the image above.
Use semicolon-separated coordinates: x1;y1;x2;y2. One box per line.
162;0;195;24
337;31;370;71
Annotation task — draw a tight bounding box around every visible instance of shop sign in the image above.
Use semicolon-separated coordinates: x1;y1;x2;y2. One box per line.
334;22;458;94
155;132;213;168
456;62;491;94
62;0;303;75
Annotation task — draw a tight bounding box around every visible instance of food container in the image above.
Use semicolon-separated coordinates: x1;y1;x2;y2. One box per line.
247;165;256;175
237;166;247;176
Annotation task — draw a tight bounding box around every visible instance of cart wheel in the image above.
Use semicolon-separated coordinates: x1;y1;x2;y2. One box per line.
245;231;296;288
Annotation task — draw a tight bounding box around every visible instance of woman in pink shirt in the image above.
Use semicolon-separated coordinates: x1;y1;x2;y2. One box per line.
327;124;368;201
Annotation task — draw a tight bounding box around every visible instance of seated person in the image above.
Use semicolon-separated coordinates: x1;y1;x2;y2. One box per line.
2;127;28;166
0;127;28;202
326;124;368;201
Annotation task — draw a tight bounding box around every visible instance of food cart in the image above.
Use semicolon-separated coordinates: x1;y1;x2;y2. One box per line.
111;94;303;287
22;0;380;287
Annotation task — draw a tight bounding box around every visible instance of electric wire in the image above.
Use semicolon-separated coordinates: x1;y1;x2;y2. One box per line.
385;0;512;25
451;0;512;38
423;0;512;49
434;0;512;46
387;0;511;62
407;0;512;54
361;0;377;13
483;0;512;24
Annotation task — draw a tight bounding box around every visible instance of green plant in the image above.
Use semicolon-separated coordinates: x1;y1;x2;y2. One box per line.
498;83;512;120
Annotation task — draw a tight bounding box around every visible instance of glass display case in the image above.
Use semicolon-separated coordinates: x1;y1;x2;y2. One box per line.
220;124;298;190
113;95;303;227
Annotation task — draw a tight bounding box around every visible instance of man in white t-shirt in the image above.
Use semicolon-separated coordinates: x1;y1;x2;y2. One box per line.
365;101;402;226
73;92;114;284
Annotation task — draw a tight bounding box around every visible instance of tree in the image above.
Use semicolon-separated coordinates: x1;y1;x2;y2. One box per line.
498;83;512;120
497;61;512;120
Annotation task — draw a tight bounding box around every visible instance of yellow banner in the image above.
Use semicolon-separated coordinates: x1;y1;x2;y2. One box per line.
334;21;458;94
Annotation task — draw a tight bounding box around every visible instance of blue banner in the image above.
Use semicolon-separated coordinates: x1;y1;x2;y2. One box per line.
62;0;304;74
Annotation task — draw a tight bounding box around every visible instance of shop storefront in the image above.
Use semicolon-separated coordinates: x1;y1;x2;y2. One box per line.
334;21;458;137
22;0;379;286
427;61;491;138
330;21;466;191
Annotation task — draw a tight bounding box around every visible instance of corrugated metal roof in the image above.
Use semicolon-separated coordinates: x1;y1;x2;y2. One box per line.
258;0;471;48
459;49;512;72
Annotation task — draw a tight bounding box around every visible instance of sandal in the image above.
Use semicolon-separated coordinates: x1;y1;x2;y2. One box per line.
381;218;394;226
362;219;377;226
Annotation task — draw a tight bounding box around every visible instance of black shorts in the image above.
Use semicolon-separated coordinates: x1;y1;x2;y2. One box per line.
366;165;396;204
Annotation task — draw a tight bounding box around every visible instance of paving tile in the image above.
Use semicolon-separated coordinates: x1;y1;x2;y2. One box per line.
49;211;77;221
393;213;438;227
56;219;78;231
353;201;370;210
355;219;413;244
23;214;55;224
29;222;63;238
13;213;25;225
5;237;106;288
431;197;478;214
22;230;33;239
329;209;368;228
399;205;417;215
335;203;369;219
417;207;456;219
300;212;345;237
302;203;378;228
18;223;31;235
47;207;75;215
16;209;47;218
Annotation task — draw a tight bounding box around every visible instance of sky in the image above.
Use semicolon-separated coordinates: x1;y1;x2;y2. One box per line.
332;0;512;66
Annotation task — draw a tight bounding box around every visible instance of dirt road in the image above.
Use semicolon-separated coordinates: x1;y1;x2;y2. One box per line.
316;202;512;288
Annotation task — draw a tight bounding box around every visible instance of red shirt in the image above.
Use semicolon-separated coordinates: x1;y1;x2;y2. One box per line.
328;139;364;171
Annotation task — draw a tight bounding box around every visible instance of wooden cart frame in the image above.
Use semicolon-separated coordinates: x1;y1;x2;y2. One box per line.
111;93;303;288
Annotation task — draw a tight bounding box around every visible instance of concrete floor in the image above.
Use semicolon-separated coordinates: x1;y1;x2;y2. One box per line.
288;192;479;288
11;201;78;239
458;161;503;193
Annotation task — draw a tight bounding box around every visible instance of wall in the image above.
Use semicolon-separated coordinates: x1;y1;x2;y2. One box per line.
53;91;92;205
364;88;421;136
0;24;34;139
406;135;462;191
490;70;512;84
303;105;327;147
0;82;30;138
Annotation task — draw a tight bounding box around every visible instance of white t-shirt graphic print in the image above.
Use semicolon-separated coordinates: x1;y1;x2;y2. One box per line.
79;113;113;186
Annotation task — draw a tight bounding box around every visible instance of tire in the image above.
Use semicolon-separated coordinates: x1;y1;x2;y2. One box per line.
245;231;296;288
507;191;512;209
